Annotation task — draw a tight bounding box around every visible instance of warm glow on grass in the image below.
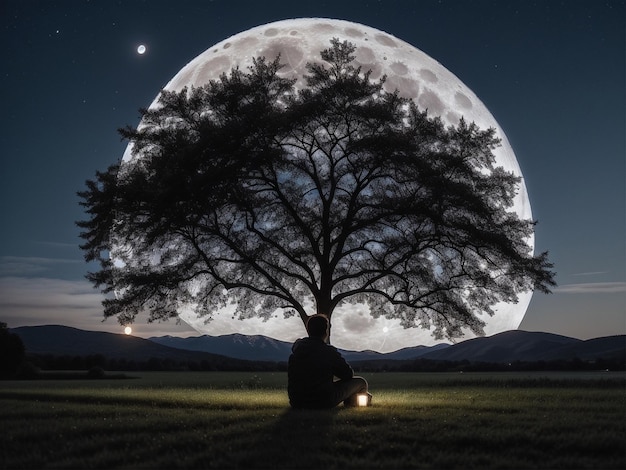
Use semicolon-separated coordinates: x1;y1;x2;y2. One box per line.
124;326;132;335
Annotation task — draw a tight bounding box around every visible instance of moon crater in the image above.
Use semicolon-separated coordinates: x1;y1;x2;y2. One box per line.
419;69;438;83
446;111;462;127
234;36;259;50
418;89;445;116
390;61;409;75
375;33;398;48
258;39;306;73
355;46;376;63
455;91;473;110
313;22;336;33
195;56;232;83
384;75;419;98
345;27;364;38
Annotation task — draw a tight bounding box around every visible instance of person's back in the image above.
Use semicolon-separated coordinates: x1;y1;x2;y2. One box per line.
287;314;370;409
288;336;354;408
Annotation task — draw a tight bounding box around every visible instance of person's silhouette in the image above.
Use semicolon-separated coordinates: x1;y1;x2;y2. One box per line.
287;314;371;408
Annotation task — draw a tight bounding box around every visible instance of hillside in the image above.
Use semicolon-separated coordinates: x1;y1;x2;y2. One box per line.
10;325;625;369
421;330;625;363
10;325;271;370
149;333;450;362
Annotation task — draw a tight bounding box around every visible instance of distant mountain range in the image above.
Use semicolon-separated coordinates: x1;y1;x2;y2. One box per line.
9;325;265;369
148;333;450;362
419;330;625;363
149;333;295;362
10;325;625;366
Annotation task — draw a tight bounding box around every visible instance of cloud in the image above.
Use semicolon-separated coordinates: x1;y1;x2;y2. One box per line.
554;282;626;294
335;304;375;333
0;276;199;338
0;276;104;317
0;256;81;276
34;241;80;248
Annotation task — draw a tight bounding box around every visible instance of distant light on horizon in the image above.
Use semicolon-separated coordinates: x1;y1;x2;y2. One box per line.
124;326;132;335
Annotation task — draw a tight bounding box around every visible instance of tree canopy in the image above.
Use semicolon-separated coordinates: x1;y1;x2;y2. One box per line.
77;39;555;342
0;322;25;379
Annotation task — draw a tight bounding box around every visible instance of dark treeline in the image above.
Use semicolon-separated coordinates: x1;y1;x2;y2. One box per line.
15;353;624;378
17;353;288;378
351;356;625;373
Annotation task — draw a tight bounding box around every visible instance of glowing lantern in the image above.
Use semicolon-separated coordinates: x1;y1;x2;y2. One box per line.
357;394;369;407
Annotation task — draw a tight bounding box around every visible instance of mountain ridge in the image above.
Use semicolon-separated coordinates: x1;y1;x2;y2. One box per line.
10;325;625;365
9;324;268;369
148;332;451;362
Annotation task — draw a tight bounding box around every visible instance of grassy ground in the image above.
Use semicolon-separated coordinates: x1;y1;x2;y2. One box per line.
1;371;624;469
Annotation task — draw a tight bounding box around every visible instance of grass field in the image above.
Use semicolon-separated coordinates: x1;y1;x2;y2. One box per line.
1;371;624;469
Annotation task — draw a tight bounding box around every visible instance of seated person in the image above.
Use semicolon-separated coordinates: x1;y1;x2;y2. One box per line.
288;314;371;409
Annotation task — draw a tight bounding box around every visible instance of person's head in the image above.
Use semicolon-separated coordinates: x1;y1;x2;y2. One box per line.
306;314;329;340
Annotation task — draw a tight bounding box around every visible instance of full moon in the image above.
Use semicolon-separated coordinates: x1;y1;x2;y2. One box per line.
122;18;534;352
124;326;132;335
137;44;146;55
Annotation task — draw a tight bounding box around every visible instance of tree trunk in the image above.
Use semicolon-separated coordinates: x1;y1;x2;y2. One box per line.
316;294;334;344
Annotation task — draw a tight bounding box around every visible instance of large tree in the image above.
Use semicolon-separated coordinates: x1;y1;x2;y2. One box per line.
77;40;554;342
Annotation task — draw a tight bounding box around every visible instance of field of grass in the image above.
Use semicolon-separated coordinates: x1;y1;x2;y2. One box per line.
1;371;624;469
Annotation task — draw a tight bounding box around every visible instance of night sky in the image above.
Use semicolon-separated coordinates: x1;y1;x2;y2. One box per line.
1;0;624;345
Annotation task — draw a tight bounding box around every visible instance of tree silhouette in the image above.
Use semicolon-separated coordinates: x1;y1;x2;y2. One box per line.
77;40;555;343
0;322;25;379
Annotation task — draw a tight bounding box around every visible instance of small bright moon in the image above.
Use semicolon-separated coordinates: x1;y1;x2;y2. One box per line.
137;44;146;55
382;327;389;333
124;326;132;335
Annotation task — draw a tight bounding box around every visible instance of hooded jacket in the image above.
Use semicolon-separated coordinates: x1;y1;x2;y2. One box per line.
287;336;354;408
